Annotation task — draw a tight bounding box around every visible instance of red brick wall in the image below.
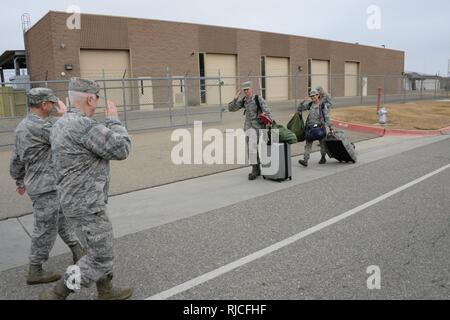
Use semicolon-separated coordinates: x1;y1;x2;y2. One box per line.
26;12;405;105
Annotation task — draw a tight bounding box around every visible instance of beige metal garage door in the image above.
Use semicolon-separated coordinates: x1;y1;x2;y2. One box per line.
80;50;132;110
266;57;289;101
205;54;237;105
345;62;360;97
311;60;329;94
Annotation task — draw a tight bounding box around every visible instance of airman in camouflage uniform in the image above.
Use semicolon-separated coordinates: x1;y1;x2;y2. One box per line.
10;88;84;285
297;89;332;167
40;78;133;300
315;86;333;109
228;81;272;180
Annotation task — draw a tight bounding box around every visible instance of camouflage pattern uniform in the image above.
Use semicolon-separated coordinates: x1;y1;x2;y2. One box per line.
228;82;272;167
50;78;131;288
228;94;271;132
297;97;331;162
9;89;80;266
316;86;333;109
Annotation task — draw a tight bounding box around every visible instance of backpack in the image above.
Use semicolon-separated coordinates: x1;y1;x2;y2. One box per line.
242;95;262;116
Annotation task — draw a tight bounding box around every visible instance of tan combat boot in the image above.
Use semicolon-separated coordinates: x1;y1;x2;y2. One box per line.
96;275;133;300
39;279;72;300
26;264;61;285
70;243;86;264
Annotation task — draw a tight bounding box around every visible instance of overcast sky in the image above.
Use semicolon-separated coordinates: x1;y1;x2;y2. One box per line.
1;0;449;76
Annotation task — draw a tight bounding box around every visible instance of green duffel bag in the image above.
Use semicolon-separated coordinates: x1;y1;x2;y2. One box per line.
271;121;298;145
287;111;306;142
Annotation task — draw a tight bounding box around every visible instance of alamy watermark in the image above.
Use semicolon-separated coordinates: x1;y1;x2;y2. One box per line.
367;5;382;30
171;121;281;175
366;265;381;290
66;5;81;30
64;265;82;292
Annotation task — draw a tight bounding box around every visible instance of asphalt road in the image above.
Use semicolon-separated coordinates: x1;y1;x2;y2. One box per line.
0;137;448;300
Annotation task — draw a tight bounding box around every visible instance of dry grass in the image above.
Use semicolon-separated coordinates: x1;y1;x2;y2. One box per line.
331;100;450;130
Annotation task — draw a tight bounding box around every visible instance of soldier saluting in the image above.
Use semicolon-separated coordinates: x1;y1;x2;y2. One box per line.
228;81;272;180
10;88;84;285
40;78;132;300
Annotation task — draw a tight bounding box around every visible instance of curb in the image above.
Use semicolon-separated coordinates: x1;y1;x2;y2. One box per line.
331;119;450;137
331;120;385;136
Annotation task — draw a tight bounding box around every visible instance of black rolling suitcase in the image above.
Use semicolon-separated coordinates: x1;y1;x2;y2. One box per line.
325;130;357;163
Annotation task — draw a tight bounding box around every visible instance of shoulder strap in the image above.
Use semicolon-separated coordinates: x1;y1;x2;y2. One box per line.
319;102;325;122
243;95;263;115
255;95;262;114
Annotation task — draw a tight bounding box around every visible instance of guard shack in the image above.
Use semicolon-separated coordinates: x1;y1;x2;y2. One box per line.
0;50;28;117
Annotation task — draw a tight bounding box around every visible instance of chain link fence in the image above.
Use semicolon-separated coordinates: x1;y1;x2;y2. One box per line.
0;74;448;147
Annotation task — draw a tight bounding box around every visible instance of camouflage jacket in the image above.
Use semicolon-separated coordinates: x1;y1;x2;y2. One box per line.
228;95;272;131
10;113;56;196
297;100;331;127
50;108;131;217
321;94;333;109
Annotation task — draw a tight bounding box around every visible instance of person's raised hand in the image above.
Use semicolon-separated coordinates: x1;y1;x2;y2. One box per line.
105;100;119;119
54;100;68;116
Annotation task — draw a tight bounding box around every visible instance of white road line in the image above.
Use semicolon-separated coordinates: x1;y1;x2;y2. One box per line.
146;164;450;300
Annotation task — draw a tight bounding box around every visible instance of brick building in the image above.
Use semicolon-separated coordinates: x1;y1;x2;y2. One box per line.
24;11;405;108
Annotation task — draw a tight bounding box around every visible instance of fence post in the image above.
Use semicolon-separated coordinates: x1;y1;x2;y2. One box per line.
102;69;108;108
360;74;364;105
121;78;128;130
25;90;29;115
421;80;424;100
434;77;437;99
218;70;223;122
294;73;298;111
183;75;189;126
403;76;406;103
383;75;387;105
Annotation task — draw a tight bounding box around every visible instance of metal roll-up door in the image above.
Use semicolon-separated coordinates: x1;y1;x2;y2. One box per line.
310;60;329;94
266;57;289;101
345;62;359;97
79;50;133;110
204;54;237;105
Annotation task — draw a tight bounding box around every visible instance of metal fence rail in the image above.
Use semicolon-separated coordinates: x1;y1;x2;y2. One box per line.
0;74;448;147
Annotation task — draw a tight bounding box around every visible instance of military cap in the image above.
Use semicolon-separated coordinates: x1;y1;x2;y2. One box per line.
241;81;252;90
69;77;101;95
27;88;59;105
309;89;319;97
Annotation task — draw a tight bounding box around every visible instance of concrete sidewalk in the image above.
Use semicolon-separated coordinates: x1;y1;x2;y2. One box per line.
1;134;448;273
0;108;375;220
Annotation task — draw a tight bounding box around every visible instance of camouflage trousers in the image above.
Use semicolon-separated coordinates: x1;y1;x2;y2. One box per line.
28;191;80;265
303;139;327;162
66;211;114;288
246;128;262;165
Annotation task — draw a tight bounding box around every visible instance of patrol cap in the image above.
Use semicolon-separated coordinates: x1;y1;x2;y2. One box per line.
241;81;252;90
309;89;319;97
27;88;59;106
69;77;101;95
